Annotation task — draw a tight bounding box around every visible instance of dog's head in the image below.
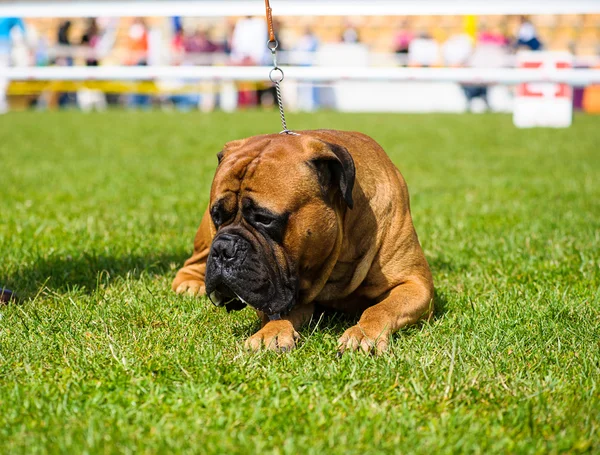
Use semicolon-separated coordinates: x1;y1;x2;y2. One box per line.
204;133;355;317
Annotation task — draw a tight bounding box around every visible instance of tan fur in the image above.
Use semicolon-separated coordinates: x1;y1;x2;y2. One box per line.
173;130;434;354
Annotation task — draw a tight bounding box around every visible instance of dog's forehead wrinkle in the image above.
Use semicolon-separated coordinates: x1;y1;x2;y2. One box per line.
213;191;236;209
214;135;306;226
222;139;273;188
243;155;262;182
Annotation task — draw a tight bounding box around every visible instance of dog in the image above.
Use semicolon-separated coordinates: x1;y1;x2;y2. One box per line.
173;130;434;354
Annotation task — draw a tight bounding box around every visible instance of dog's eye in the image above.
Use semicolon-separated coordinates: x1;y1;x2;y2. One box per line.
254;213;274;227
210;203;233;228
241;198;288;243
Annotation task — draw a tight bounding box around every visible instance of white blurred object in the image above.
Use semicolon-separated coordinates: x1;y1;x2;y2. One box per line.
469;97;488;113
0;76;7;114
442;34;473;66
316;43;369;67
315;43;369;109
0;38;10;114
200;86;216;112
335;81;467;113
231;17;268;65
517;22;537;42
469;44;509;68
77;89;107;111
342;27;359;44
513;51;573;128
487;86;513;113
96;17;119;59
294;31;319;111
148;27;163;66
10;26;30;67
409;39;439;67
220;81;237;112
282;79;299;112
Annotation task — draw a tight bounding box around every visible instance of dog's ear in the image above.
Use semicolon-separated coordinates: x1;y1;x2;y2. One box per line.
309;140;356;209
217;138;247;164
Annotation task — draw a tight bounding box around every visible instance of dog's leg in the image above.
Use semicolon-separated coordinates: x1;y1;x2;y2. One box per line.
338;278;433;355
245;303;315;352
172;208;213;296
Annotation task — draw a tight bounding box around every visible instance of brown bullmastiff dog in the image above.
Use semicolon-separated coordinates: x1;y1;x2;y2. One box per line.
173;130;434;354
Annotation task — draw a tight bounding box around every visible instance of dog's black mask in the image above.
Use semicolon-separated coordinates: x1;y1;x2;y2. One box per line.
204;224;298;317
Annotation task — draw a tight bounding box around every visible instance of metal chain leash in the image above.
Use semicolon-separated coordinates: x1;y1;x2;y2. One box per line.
265;0;298;135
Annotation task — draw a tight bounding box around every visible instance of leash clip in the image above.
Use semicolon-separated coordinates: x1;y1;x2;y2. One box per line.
264;0;296;135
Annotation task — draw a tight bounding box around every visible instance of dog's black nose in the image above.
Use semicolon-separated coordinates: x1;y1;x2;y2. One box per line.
211;233;245;263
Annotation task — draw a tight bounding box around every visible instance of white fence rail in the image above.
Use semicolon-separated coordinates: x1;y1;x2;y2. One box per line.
2;0;600;18
4;66;600;86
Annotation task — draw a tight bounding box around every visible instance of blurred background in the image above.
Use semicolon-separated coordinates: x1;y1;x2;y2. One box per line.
1;0;599;122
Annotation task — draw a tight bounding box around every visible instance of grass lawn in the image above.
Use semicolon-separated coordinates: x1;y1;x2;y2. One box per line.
1;111;599;454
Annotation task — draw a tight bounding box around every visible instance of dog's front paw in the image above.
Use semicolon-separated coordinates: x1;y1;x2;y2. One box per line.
174;279;206;296
338;324;389;355
244;321;300;353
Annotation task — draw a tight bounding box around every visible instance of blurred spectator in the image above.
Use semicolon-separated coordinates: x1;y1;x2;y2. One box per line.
441;32;491;112
295;27;319;111
35;34;49;67
408;33;439;67
56;20;75;108
394;20;414;66
171;28;185;65
172;16;183;35
461;28;511;113
478;23;509;48
222;19;236;55
231;16;268;65
126;18;150;109
168;26;205;111
94;18;120;106
79;18;107;111
57;20;72;62
442;34;472;67
231;17;268;107
516;16;542;51
341;21;359;43
95;17;119;59
126;17;149;65
295;27;318;62
56;19;72;68
147;23;163;67
184;28;219;57
170;18;185;63
81;18;100;66
0;17;26;114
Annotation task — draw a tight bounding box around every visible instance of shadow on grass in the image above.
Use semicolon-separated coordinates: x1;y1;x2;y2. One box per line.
1;250;190;300
233;286;452;340
4;250;452;339
428;255;456;319
430;257;458;273
433;288;449;319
